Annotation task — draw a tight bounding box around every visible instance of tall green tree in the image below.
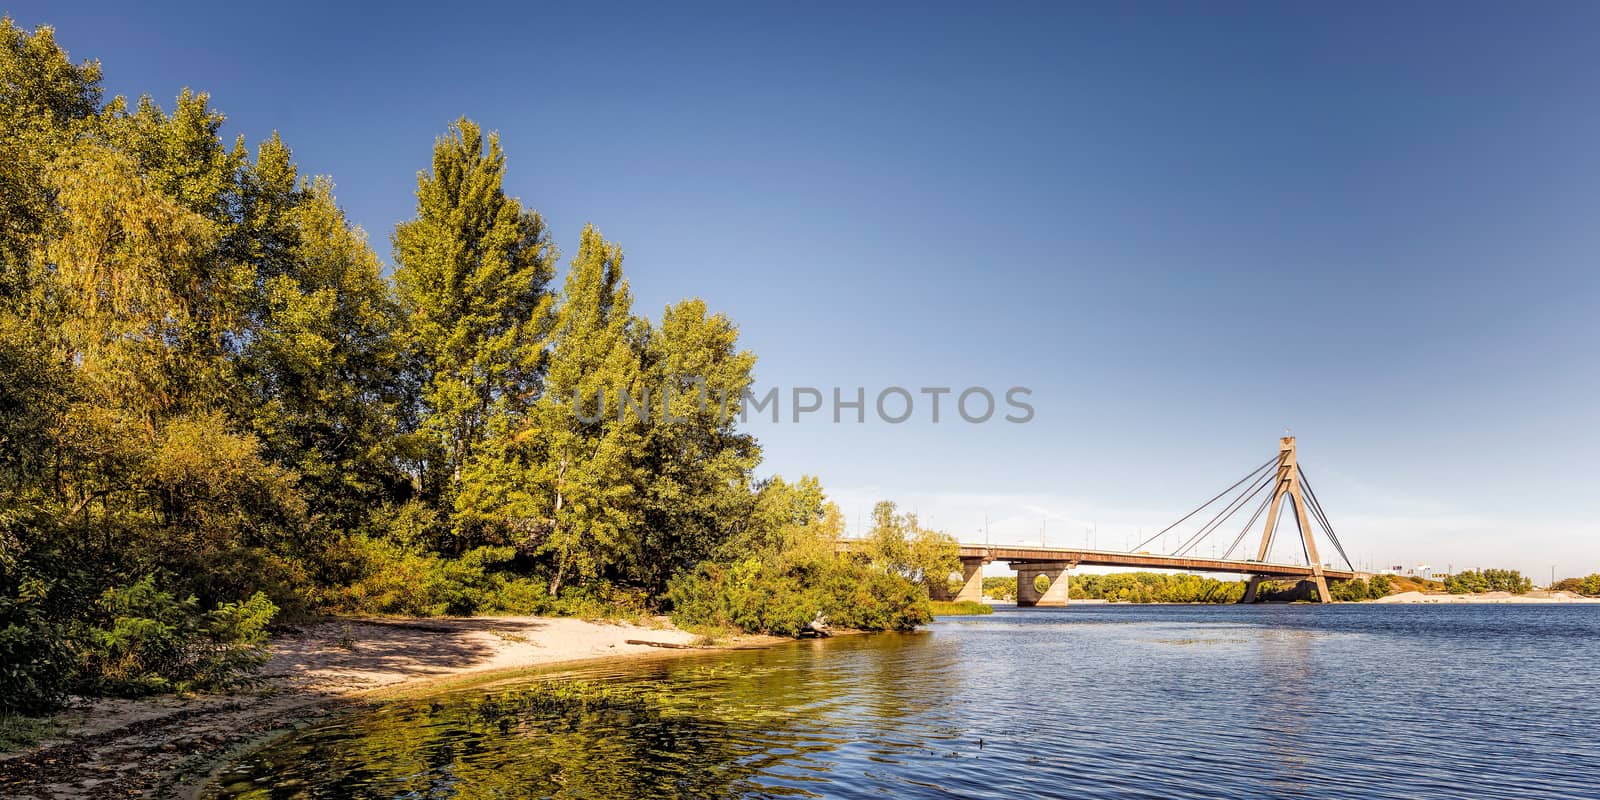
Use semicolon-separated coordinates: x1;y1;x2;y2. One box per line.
632;299;760;595
862;501;959;594
0;18;102;300
462;224;643;596
236;135;410;534
393;119;557;526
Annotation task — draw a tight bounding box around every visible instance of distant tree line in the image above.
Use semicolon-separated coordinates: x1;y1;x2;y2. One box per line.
1551;574;1600;595
977;573;1395;603
1444;569;1531;595
0;19;941;715
1328;574;1392;601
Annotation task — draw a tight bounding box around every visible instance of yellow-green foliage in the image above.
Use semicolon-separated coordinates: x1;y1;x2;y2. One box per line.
1445;569;1531;594
0;16;931;716
76;577;276;697
1552;574;1600;595
983;576;1017;601
330;536;647;619
668;479;934;636
929;600;993;616
668;558;930;636
1069;572;1246;603
1329;575;1393;601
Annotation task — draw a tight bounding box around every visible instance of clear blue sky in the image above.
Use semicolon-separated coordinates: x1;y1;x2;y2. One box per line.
12;1;1599;578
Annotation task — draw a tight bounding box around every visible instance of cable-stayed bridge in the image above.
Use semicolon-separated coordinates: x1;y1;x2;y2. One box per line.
938;436;1363;605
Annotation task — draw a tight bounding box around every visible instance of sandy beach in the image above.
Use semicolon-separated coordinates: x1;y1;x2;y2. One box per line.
0;616;776;799
1372;590;1600;604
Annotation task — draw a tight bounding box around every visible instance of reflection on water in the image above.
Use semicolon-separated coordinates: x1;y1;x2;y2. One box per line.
208;605;1600;799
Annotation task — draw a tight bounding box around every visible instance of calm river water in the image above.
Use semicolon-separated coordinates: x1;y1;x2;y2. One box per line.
206;605;1600;799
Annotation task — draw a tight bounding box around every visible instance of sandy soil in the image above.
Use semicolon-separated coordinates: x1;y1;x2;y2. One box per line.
1372;590;1600;604
0;616;773;799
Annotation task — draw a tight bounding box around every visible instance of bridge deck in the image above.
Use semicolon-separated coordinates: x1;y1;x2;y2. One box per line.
956;544;1358;581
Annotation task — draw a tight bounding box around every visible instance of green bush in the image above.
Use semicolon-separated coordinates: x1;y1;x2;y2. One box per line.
333;537;542;616
982;576;1016;601
1329;575;1393;601
75;576;276;697
1445;569;1531;595
667;557;931;637
331;536;650;619
0;538;86;715
1553;574;1600;595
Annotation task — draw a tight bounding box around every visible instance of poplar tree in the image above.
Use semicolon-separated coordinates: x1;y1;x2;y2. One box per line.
393;119;557;522
237;135;409;532
513;224;643;596
0;18;101;299
632;299;760;595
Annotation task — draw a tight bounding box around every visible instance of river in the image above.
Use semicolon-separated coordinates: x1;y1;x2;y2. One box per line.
204;604;1600;799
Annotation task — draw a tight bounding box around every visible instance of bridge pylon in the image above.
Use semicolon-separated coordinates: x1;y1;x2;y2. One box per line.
1239;436;1330;603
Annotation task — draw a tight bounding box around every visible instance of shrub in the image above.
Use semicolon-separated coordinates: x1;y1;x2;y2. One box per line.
1445;569;1531;595
1329;576;1394;601
667;557;931;636
331;536;647;619
0;536;86;715
75;576;276;697
1552;575;1600;595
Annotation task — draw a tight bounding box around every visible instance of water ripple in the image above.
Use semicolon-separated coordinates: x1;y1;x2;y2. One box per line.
206;605;1600;799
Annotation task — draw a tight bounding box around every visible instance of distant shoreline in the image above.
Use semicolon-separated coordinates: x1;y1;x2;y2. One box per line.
975;591;1600;607
1371;590;1600;604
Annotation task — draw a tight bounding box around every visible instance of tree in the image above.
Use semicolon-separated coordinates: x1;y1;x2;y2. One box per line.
718;476;837;568
43;141;234;422
861;501;959;594
459;224;642;596
393;118;557;523
632;299;760;595
236;136;410;535
0;18;102;300
1445;569;1530;595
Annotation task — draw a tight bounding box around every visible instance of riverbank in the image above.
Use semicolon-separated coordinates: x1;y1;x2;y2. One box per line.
0;616;782;799
1373;590;1600;604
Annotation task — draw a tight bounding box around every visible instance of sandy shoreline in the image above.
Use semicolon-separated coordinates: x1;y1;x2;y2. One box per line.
1372;590;1600;604
0;616;781;799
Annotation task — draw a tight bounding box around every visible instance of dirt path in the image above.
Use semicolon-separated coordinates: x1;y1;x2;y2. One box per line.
0;616;770;799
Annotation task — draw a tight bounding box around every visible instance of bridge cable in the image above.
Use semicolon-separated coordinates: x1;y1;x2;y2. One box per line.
1220;488;1276;560
1297;468;1347;566
1170;470;1273;556
1303;478;1345;564
1172;469;1277;557
1301;483;1340;564
1298;468;1354;571
1130;456;1277;553
1172;484;1270;557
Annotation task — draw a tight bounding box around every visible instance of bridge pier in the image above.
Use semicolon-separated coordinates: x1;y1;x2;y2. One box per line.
953;556;988;603
1239;574;1333;603
1015;561;1074;607
1240;576;1263;603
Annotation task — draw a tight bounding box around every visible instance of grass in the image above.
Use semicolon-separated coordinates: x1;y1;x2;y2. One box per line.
0;714;62;753
929;600;994;616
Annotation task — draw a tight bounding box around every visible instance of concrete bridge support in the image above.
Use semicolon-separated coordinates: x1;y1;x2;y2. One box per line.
1015;561;1074;607
953;556;988;603
1240;575;1332;603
